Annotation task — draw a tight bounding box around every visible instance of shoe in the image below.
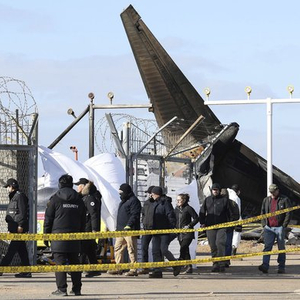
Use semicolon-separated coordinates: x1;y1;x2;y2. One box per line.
258;264;268;274
173;266;181;277
85;271;102;277
51;289;67;297
181;265;193;274
224;262;230;268
107;270;123;275
15;272;32;278
124;270;138;276
137;268;149;275
149;272;163;278
69;290;81;296
211;265;220;273
278;269;285;274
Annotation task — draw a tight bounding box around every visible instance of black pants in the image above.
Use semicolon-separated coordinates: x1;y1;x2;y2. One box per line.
141;234;152;262
53;252;82;293
0;241;30;267
152;234;176;273
80;240;98;264
179;237;193;260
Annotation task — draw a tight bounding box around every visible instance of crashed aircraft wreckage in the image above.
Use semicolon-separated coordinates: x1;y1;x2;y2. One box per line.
120;5;300;221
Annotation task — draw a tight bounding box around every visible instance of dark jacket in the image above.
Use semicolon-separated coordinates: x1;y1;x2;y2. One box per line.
81;182;101;232
44;187;86;253
199;194;233;227
153;195;176;230
141;197;155;229
116;192;141;231
261;194;291;227
175;203;199;240
5;190;29;233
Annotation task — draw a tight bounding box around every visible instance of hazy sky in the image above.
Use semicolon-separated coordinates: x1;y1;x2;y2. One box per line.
1;1;300;181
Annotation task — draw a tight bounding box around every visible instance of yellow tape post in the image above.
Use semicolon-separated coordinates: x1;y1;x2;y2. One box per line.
1;247;300;274
0;205;299;241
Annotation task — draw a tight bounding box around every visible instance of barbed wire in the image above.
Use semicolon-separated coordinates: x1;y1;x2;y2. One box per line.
0;77;38;145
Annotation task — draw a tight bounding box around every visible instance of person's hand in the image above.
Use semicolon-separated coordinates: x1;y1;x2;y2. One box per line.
17;226;23;233
183;225;189;229
124;226;131;231
44;241;50;248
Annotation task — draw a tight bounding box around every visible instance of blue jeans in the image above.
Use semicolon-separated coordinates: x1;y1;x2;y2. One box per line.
262;225;286;270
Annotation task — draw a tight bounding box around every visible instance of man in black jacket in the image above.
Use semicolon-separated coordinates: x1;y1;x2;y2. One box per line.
138;185;154;275
0;178;31;278
107;183;141;277
199;183;234;272
44;174;86;297
258;184;291;274
75;178;102;278
149;186;180;278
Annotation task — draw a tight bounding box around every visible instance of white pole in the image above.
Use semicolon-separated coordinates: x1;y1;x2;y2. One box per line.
266;98;273;194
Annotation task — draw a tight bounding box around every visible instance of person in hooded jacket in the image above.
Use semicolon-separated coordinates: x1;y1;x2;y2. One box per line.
0;178;31;278
199;183;235;273
107;183;141;277
44;174;86;297
174;193;199;274
75;178;102;278
148;186;180;278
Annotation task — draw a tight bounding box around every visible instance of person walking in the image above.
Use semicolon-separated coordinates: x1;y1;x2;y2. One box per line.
0;178;31;278
44;174;86;297
149;186;180;278
107;183;141;277
174;193;199;274
258;184;291;274
138;185;155;275
75;178;102;278
199;183;235;272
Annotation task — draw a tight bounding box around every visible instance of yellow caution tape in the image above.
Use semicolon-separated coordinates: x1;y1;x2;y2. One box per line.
0;205;299;241
1;247;300;273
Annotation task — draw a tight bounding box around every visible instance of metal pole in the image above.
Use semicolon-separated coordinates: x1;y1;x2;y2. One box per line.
88;93;95;158
267;98;273;193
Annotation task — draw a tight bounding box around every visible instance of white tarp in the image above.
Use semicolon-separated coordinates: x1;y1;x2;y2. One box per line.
38;146;125;231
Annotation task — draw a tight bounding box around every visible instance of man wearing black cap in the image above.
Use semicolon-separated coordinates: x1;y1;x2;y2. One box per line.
138;185;155;275
148;186;180;278
199;183;234;272
44;174;86;296
107;183;141;276
0;178;31;278
75;178;102;278
258;184;291;274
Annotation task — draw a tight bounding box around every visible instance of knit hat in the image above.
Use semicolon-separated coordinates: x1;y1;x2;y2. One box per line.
151;186;163;196
231;184;240;193
58;174;73;188
119;183;132;194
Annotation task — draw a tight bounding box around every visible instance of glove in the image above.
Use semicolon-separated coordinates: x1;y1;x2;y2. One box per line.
183;225;190;229
234;225;242;233
44;241;50;248
124;226;131;231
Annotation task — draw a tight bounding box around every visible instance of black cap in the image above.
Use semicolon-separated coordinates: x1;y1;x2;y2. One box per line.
211;183;221;190
74;178;89;186
151;186;163;196
145;185;155;194
3;178;19;189
119;183;132;194
58;174;73;188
